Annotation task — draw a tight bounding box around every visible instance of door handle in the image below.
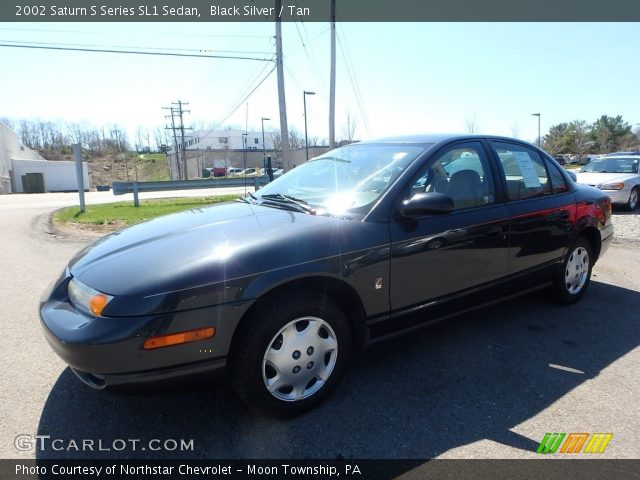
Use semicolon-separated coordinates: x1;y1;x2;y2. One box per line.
486;226;503;237
546;209;570;221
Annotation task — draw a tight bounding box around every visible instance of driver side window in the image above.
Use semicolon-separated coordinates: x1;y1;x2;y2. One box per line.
411;143;496;210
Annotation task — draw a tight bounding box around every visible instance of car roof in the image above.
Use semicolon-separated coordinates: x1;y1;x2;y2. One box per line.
597;155;639;161
356;133;537;146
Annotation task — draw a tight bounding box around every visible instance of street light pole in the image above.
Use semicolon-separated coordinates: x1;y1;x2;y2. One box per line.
532;113;541;147
261;117;270;173
303;90;315;162
242;133;248;195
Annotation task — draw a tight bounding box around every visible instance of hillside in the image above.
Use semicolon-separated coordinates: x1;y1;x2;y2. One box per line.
38;150;170;188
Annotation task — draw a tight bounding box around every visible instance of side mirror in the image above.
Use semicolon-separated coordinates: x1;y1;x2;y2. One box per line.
566;170;577;182
399;192;454;217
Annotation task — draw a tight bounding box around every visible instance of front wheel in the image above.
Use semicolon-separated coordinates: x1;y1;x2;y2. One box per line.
551;237;593;304
626;187;639;211
229;290;351;417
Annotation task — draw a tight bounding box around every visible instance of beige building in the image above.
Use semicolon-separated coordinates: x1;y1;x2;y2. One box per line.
0;122;88;193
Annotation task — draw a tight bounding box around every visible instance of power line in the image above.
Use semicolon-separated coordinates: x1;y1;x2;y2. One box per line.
0;39;274;55
291;21;325;98
193;64;277;146
0;27;272;39
218;57;275;126
0;42;274;62
336;26;370;137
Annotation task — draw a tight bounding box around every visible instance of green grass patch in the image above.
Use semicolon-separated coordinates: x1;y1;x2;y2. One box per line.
139;153;167;162
54;195;239;229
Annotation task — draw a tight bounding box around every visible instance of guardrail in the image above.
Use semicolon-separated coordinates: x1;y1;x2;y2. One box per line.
112;177;270;206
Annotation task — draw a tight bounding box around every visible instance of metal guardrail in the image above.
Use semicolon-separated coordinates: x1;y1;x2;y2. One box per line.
112;177;270;206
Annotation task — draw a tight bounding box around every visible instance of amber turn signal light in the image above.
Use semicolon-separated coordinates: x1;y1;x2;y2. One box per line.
89;294;110;316
143;327;215;350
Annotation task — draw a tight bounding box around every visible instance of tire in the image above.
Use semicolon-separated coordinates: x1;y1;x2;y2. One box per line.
229;290;351;417
551;236;593;304
626;187;639;211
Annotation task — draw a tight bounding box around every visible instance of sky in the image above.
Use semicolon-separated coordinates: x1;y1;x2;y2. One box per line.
0;21;639;146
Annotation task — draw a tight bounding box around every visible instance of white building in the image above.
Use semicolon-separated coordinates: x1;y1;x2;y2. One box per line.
0;121;88;193
172;129;276;153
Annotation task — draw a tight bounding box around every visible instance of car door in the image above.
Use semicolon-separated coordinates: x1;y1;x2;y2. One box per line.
388;141;510;317
488;140;574;275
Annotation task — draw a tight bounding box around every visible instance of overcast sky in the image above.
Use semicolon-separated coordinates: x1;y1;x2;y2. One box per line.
1;22;639;144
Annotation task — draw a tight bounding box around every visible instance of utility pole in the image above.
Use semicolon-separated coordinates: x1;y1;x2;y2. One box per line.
275;0;291;171
163;105;181;180
174;100;191;179
329;0;336;148
163;101;191;179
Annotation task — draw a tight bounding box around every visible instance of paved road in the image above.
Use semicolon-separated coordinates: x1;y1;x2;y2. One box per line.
0;192;638;461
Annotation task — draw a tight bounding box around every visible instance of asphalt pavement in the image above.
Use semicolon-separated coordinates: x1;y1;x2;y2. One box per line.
0;192;638;461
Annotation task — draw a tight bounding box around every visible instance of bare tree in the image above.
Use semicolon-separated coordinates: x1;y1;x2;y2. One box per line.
510;121;519;138
288;129;304;149
271;129;305;150
619;133;639;151
341;113;358;143
465;115;479;134
108;124;128;153
135;127;145;153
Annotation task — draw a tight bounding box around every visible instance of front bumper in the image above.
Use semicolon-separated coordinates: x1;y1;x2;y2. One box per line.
600;188;631;205
40;290;250;389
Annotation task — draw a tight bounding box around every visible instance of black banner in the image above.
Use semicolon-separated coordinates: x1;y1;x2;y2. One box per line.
2;0;640;22
1;459;640;480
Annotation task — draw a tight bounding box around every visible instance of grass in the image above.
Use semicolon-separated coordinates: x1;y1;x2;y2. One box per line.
139;153;167;162
137;153;170;181
54;195;239;230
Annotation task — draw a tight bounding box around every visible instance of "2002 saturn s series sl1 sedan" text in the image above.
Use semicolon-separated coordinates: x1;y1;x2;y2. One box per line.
40;134;613;416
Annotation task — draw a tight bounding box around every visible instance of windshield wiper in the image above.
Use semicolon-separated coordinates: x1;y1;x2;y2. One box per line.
237;191;259;204
259;193;316;214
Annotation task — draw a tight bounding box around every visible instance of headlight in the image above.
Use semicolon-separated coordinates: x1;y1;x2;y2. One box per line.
598;182;624;190
68;278;113;316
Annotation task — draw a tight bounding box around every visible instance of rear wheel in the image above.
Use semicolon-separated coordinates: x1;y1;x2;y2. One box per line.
551;236;593;304
626;187;639;211
229;290;351;417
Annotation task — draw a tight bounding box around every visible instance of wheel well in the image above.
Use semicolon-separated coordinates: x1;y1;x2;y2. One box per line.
578;227;602;263
233;277;369;351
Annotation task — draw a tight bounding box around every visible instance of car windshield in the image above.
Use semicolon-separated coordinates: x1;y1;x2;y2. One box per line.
581;157;639;174
253;143;429;214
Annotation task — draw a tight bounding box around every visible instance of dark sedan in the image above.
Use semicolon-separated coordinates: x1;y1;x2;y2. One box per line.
40;134;613;416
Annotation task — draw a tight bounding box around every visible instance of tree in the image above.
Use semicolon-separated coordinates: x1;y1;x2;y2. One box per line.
543;123;571;155
341;113;358;142
510;121;519;139
288;129;304;149
591;115;632;154
465;115;479;134
619;132;639;151
270;129;304;150
0;117;14;129
568;120;592;159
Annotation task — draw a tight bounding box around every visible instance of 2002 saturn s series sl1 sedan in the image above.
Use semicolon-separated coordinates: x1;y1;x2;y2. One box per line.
40;134;613;416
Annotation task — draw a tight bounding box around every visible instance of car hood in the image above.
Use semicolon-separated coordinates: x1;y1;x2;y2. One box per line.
575;172;637;186
69;201;367;297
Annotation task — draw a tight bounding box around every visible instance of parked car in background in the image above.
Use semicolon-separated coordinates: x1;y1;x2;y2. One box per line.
605;151;640;157
227;167;244;176
575;155;640;210
40;134;613;417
